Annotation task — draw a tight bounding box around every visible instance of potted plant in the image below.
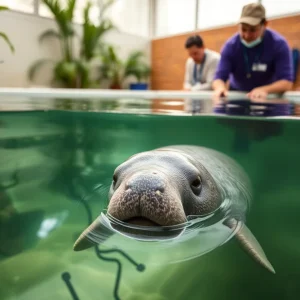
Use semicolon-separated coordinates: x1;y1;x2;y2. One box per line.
98;44;123;89
0;6;14;53
124;51;151;90
28;0;115;88
98;45;151;90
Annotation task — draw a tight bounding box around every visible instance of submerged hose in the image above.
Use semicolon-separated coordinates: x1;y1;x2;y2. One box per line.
62;272;80;300
62;182;145;300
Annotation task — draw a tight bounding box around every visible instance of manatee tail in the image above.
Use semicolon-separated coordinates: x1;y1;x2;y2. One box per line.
226;218;275;274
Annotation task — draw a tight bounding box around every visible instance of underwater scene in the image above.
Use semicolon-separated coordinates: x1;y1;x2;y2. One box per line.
0;97;300;300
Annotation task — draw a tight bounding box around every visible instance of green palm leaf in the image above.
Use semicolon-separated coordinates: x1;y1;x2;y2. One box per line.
123;51;151;81
81;2;114;60
41;0;77;61
39;29;62;43
28;59;55;81
0;32;14;53
42;0;74;37
65;0;76;21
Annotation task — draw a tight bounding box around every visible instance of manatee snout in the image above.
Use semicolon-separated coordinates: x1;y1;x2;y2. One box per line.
107;170;187;229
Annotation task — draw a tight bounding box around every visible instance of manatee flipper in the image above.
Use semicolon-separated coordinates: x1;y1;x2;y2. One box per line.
73;215;115;251
226;218;275;274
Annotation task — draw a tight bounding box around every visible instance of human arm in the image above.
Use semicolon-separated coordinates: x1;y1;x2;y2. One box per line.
212;79;228;97
183;59;192;90
212;45;233;98
247;41;293;100
247;80;293;100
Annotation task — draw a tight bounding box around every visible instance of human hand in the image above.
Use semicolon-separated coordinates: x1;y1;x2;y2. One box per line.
247;87;268;101
183;86;191;91
212;88;227;105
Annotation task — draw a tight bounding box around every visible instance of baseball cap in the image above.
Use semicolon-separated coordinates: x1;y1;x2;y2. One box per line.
238;3;266;26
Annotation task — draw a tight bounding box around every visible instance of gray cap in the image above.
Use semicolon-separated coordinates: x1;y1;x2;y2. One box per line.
239;3;266;26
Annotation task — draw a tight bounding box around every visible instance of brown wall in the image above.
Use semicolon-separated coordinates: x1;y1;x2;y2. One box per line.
151;14;300;91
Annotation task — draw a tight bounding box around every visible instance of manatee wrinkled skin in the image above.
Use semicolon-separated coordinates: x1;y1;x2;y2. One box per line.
73;145;275;274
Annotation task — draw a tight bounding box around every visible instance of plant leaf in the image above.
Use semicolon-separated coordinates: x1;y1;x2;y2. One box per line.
41;0;75;60
54;60;82;88
65;0;76;21
0;32;14;53
123;50;151;81
28;59;55;81
81;2;114;61
0;6;9;11
75;59;91;88
42;0;74;37
39;29;62;43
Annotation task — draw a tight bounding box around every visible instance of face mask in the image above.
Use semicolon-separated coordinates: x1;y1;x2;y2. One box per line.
240;37;262;48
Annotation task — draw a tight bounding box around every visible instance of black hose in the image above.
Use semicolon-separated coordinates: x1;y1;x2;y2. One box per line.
62;182;145;300
62;272;80;300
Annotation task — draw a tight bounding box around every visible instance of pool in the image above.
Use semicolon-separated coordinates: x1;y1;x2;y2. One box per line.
0;88;300;300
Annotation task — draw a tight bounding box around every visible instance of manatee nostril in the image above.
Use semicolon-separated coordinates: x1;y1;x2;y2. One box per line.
125;182;132;190
157;186;164;193
155;187;164;195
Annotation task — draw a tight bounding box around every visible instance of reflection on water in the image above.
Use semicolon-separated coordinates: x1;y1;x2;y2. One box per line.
0;97;299;299
0;95;299;117
0;170;44;258
216;118;284;153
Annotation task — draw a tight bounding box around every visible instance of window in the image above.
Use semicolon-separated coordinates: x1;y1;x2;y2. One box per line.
73;0;100;24
155;0;197;38
39;0;100;24
262;0;300;18
197;0;251;30
1;0;35;13
38;0;66;18
1;0;151;37
106;0;150;37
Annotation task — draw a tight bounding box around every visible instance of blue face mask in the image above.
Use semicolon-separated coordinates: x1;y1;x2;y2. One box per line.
241;37;262;48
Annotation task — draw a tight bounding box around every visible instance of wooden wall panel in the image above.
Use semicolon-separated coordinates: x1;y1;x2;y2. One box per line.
151;14;300;91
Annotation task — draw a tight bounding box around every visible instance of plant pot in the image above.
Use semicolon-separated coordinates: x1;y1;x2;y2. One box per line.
110;83;122;89
129;83;148;90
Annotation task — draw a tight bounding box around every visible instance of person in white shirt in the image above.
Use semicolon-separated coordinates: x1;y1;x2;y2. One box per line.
183;35;221;91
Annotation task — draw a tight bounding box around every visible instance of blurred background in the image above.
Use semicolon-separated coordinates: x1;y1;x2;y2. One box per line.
0;0;299;91
0;3;300;300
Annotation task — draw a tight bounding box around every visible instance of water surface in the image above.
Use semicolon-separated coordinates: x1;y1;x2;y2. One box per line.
0;96;300;300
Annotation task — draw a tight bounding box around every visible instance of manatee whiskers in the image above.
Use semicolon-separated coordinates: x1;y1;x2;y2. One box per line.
107;172;187;227
73;145;276;274
106;182;187;240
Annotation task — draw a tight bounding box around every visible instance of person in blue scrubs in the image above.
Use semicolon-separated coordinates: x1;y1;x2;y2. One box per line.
212;3;294;101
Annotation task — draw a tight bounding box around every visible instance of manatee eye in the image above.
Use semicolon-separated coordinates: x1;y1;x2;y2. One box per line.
112;174;117;186
191;176;202;195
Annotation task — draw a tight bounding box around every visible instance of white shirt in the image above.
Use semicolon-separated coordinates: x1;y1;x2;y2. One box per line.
183;49;221;91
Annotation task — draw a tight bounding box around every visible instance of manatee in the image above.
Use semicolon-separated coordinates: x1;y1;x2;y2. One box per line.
73;145;275;274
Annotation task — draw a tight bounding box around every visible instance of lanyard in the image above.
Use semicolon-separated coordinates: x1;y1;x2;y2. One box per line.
242;44;263;78
193;53;206;84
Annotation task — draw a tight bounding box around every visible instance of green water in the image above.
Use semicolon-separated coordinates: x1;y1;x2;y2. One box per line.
0;109;300;300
